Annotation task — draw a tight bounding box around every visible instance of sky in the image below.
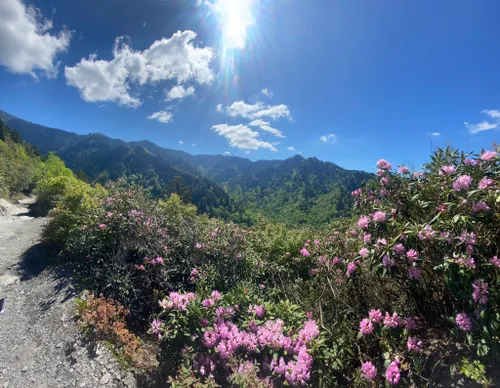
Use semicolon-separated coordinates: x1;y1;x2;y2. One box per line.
0;0;499;172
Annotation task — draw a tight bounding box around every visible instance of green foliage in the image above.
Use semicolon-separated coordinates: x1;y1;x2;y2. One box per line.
459;358;493;387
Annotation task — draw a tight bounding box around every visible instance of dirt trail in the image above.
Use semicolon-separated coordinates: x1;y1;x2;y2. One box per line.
0;198;136;388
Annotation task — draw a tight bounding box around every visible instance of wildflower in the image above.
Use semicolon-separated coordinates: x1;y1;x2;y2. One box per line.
359;318;374;335
373;211;387;222
380;188;389;197
106;212;113;217
191;268;199;277
359;248;369;258
393;243;405;255
369;309;383;323
249;305;265;318
260;284;265;289
404;317;419;331
455;312;472;332
480;151;498;161
385;360;401;385
491;256;500;268
408;267;422;281
377;159;392;170
453;175;473;191
384;312;401;328
300;248;310;257
464;158;475;165
357;216;371;229
195;243;203;249
472;280;488;304
314;239;320;245
418;225;436;240
154;256;163;265
478;178;494;189
306;311;313;319
472;201;490;212
98;224;106;229
381;177;391;186
363;234;372;243
151;319;162;335
202;330;219;348
407;336;423;352
376;169;385;176
211;290;222;301
383;255;396;268
361;361;377;381
437;204;447;212
406;249;419;262
346;262;357;277
352;188;362;197
398;166;410;174
135;264;145;271
440;165;456;175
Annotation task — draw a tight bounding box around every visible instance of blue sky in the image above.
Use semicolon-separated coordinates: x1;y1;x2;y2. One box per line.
0;0;499;172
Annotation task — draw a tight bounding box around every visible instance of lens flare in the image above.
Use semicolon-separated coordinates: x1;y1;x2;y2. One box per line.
214;0;254;49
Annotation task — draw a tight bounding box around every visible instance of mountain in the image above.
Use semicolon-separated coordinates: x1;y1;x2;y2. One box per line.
0;109;372;225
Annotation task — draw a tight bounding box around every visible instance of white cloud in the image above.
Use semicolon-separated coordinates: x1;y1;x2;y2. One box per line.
192;143;196;146
465;121;498;134
224;101;291;121
320;133;337;144
212;123;278;151
142;22;147;27
248;119;284;138
179;140;184;144
216;103;223;113
0;0;71;78
287;146;295;151
147;110;173;124
429;132;441;137
481;109;500;119
224;151;231;155
261;88;273;98
65;31;214;107
166;85;195;100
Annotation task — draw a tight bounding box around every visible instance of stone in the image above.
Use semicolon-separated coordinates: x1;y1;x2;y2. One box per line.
99;372;111;385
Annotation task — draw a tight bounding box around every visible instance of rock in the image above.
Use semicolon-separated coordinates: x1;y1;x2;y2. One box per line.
21;366;28;372
55;342;63;348
99;372;111;385
2;381;9;388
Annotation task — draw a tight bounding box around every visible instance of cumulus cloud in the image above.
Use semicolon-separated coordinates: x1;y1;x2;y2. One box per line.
287;146;295;151
0;0;71;78
216;103;223;113
429;132;441;137
261;88;273;98
223;101;292;121
248;119;284;138
166;85;195;100
224;151;231;155
65;31;214;107
147;110;173;124
179;140;184;144
320;133;337;144
465;109;500;134
212;123;278;151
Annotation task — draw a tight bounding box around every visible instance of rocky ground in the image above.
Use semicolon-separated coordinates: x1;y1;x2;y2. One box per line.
0;198;137;388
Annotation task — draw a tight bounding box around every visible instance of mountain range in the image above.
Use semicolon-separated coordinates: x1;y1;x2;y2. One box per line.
0;109;372;225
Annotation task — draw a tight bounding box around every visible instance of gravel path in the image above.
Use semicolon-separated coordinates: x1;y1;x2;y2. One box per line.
0;199;137;388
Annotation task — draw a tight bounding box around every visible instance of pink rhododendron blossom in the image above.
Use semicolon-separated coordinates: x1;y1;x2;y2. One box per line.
346;262;357;277
98;224;106;229
373;211;387;222
376;159;392;170
359;248;369;258
357;216;370;229
480;151;498;161
249;305;266;318
380;177;391;186
464;158;474;165
472;201;490;212
300;248;310;257
202;298;215;308
151;318;162;335
376;169;385;177
398;166;410;174
352;188;362;197
418;225;436;240
478;178;494;189
472;280;488;304
437;204;447;212
363;234;372;243
407;336;423;352
359;318;374;335
384;312;401;328
440;165;456;175
406;249;419;262
163;292;196;310
191;268;199;276
456;313;472;332
408;267;422;281
306;311;313;319
393;243;405;254
491;256;500;268
383;255;396;268
369;309;383;323
404;317;419;331
453;175;473;191
361;361;377;381
195;243;203;249
380;188;389;197
385;360;401;385
211;290;222;301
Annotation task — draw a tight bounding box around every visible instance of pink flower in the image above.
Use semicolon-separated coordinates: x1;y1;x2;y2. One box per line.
300;248;310;257
437;204;447;212
491;256;500;268
191;268;199;276
306;311;313;319
363;234;372;243
369;309;383;323
361;361;377;381
406;249;419;262
202;298;215;308
398;166;410;174
384;312;401;328
249;304;265;318
472;280;488;304
359;318;374;335
151;318;162;335
154;256;163;264
259;284;265;289
407;336;423;352
455;312;472;332
346;262;357;277
106;212;113;217
98;224;106;229
440;165;456;175
404;317;419;331
373;211;387;222
195;243;203;249
478;178;494;189
211;290;222;301
359;248;369;258
472;201;490;212
385;360;401;385
383;255;396;268
453;175;473;191
357;216;371;229
352;188;362;197
480;151;498;161
408;267;422;281
380;177;391;186
202;330;219;348
376;159;392;170
418;225;436;240
393;243;405;255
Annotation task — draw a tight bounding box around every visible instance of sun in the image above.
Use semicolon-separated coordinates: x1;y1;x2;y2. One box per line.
214;0;254;49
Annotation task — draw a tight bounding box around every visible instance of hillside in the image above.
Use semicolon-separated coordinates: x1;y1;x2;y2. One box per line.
0;109;372;224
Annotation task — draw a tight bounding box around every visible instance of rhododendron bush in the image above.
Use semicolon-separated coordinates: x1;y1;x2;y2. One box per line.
46;146;500;386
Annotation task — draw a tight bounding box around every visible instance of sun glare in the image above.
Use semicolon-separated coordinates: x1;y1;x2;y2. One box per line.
214;0;254;49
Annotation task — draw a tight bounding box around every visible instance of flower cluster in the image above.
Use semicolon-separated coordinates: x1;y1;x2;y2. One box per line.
160;291;196;311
